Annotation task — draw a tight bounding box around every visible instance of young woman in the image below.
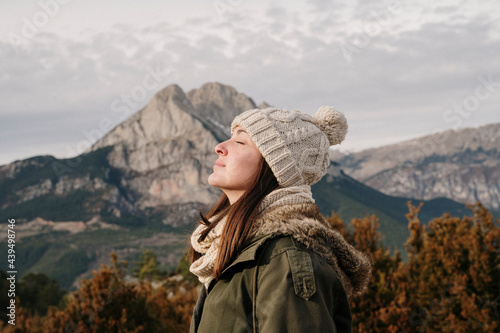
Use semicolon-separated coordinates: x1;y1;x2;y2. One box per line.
189;106;371;332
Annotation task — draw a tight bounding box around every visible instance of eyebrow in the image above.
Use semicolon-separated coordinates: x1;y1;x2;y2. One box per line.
235;129;248;135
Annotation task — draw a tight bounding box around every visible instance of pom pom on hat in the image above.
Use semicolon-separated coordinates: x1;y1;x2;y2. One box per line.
313;106;348;146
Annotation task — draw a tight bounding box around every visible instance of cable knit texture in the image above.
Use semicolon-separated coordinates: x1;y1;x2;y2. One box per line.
190;187;371;298
231;106;347;187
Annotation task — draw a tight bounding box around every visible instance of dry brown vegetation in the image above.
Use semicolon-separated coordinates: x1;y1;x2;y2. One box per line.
1;202;498;332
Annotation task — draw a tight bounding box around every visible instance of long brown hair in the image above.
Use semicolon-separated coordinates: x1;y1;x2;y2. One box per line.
189;157;279;280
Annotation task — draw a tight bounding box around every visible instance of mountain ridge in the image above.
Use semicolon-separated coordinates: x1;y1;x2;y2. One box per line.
1;81;493;290
335;123;500;210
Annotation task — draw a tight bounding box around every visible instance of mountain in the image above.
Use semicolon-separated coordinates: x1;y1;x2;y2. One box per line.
0;82;265;290
335;124;500;210
85;83;257;214
0;82;477;289
312;163;469;254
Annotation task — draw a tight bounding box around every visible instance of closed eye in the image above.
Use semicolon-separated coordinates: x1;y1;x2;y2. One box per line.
236;141;244;145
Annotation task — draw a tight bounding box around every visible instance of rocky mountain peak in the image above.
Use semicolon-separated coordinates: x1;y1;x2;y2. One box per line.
77;82;263;212
155;83;186;101
89;84;201;153
0;81;306;225
187;82;257;131
337;123;500;210
88;82;260;153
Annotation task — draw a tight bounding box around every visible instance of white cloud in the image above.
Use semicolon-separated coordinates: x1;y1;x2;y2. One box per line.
1;0;499;165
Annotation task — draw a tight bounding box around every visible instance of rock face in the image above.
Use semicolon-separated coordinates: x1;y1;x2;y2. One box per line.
0;82;264;289
336;123;500;210
86;82;258;212
1;81;490;289
0;82;261;228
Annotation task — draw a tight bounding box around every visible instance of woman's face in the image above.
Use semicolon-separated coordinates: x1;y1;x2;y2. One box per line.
208;125;263;204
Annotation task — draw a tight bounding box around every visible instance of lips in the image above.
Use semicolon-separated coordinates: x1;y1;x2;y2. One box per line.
215;160;226;167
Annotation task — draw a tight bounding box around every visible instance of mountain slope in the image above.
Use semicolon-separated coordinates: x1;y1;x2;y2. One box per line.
0;82;261;289
312;163;469;253
0;82;483;290
336;124;500;210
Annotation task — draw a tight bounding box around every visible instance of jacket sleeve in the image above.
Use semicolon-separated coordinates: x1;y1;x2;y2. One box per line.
254;247;351;333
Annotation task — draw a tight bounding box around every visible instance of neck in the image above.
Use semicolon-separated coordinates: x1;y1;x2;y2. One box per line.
222;189;245;205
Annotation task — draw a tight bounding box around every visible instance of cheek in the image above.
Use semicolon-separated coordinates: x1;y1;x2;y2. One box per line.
244;153;262;180
240;165;259;182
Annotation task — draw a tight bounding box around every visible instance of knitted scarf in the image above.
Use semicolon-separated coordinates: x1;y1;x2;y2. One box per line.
189;185;371;297
189;185;313;286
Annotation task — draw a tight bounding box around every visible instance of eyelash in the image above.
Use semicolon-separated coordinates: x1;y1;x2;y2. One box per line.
236;141;244;145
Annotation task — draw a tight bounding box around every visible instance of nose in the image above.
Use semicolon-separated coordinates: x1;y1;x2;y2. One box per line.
215;142;228;156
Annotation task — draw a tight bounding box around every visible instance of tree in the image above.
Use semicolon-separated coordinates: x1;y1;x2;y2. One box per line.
176;251;199;283
329;202;500;333
18;272;66;316
0;253;199;333
396;202;499;332
326;213;404;332
2;203;497;332
132;249;165;281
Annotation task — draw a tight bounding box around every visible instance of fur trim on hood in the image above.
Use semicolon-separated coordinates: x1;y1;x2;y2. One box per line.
252;202;372;298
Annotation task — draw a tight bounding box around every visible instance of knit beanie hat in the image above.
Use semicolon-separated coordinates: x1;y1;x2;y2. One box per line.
231;106;348;187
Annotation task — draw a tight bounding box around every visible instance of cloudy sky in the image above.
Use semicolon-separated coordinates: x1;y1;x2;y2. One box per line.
1;0;499;166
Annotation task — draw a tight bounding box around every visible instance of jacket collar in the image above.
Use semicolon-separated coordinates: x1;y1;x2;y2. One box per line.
250;202;372;298
210;202;372;298
206;234;273;293
220;234;273;276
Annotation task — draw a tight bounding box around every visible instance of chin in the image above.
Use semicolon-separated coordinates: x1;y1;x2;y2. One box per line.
207;175;219;188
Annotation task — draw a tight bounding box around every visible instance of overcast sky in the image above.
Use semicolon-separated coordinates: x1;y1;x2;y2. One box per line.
1;0;499;166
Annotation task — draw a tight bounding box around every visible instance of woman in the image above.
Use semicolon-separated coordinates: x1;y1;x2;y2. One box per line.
189;106;371;332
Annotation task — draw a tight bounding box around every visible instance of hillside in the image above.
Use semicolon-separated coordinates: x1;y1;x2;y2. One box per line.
312;162;469;253
335;124;500;210
0;82;478;289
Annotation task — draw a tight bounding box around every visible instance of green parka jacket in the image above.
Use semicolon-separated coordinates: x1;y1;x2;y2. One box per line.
190;203;371;333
